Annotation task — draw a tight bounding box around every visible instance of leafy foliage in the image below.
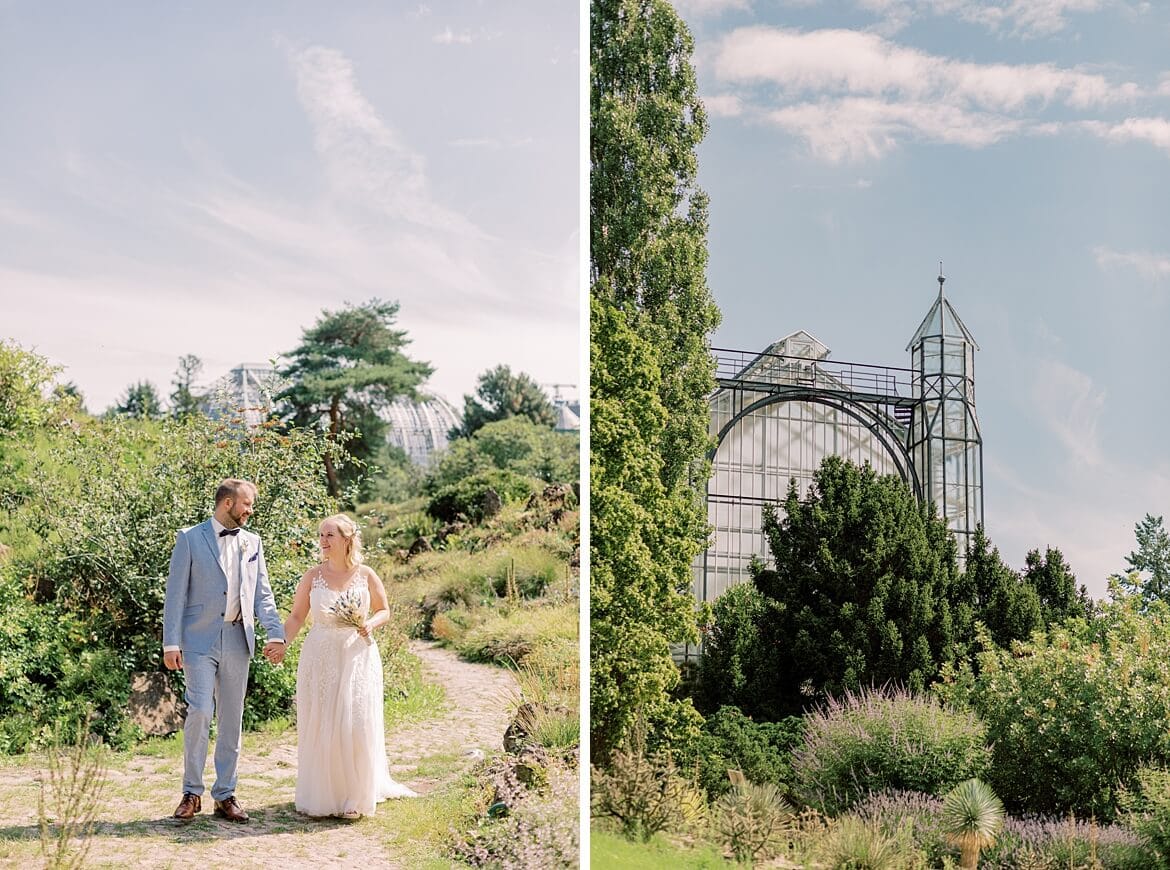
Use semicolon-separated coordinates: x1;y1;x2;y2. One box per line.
1118;764;1170;864
590;0;721;763
793;686;990;816
276;297;432;497
426;469;537;524
694;580;771;716
693;705;803;800
426;416;579;494
0;339;59;434
745;457;965;718
452;365;556;439
957;527;1092;650
1;411;338;746
938;601;1170;819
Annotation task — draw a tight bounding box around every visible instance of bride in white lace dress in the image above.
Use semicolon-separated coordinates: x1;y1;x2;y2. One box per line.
282;514;417;818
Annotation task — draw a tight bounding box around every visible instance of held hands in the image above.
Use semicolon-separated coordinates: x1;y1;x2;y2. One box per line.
262;641;287;665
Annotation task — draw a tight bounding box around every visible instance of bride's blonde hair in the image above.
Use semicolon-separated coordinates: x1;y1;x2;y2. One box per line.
320;513;364;569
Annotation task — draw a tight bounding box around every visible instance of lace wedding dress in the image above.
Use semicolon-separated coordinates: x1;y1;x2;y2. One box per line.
295;568;417;817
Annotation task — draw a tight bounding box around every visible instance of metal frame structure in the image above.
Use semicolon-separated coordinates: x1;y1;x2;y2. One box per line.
687;275;984;658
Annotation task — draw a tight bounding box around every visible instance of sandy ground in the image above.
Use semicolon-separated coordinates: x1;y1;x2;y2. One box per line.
0;641;517;869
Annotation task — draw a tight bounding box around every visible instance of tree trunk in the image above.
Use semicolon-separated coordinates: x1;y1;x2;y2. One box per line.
960;844;979;870
324;396;341;496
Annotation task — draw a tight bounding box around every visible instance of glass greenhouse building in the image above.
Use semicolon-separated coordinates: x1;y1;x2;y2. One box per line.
692;274;983;625
382;395;461;466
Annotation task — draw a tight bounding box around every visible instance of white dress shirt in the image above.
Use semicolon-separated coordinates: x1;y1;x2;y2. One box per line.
211;517;242;623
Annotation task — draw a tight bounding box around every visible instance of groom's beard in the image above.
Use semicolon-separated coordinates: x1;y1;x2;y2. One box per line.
228;508;249;527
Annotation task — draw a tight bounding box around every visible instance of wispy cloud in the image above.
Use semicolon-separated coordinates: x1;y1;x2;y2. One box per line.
714;27;1137;110
857;0;1109;38
1082;116;1170;152
709;26;1164;161
283;41;487;239
1093;245;1170;281
673;0;753;18
432;27;473;44
703;93;744;117
1032;358;1106;468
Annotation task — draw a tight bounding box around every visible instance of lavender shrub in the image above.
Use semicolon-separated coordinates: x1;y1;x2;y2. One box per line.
455;757;579;869
981;814;1152;869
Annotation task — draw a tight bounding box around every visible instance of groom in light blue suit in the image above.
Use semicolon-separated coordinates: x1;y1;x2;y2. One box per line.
162;478;286;823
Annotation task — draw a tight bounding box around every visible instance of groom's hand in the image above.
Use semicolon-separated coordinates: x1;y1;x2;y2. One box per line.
163;650;183;670
262;641;286;664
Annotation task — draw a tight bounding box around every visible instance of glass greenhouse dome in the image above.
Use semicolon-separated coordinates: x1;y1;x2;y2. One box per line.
686;273;983;657
383;394;461;466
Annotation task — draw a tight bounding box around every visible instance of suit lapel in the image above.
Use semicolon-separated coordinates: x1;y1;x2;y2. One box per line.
201;520;228;582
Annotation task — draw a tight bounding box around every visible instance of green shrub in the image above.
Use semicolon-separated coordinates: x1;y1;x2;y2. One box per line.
1119;764;1170;863
695;581;770;716
426;469;536;523
793;686;991;815
591;727;705;843
0;409;340;749
813;814;927;869
937;602;1170;819
711;769;793;865
242;636;301;730
426;416;579;493
0;585;138;751
693;705;802;799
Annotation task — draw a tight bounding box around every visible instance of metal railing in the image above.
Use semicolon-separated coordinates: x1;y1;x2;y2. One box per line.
712;347;915;400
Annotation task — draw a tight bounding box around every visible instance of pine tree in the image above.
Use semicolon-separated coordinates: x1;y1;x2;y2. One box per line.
276;298;432;497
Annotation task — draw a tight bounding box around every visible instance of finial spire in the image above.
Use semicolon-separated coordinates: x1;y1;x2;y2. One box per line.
938;261;945;297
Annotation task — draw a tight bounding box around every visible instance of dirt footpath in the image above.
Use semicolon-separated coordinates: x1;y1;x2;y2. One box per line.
0;641;518;869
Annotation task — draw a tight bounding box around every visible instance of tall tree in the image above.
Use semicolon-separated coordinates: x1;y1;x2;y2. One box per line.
1022;546;1093;625
749;457;964;719
1113;514;1170;608
276;298;432;497
169;354;203;420
959;527;1043;649
110;381;163;419
452;364;556;438
591;0;722;760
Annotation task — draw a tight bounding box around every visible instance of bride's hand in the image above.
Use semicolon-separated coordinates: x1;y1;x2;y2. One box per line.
356;624;371;638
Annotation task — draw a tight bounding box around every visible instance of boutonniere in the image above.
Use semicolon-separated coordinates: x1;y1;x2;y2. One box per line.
239;538;251;558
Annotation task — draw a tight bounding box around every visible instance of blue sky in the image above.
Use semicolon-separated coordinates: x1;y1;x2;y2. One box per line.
676;0;1170;597
0;2;579;416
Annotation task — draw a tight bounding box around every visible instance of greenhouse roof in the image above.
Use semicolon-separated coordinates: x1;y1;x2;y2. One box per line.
906;276;979;351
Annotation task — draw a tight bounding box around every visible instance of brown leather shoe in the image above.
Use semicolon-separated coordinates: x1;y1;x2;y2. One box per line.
173;793;201;821
213;795;249;823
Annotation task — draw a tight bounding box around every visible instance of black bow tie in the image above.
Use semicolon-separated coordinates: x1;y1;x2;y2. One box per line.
219;528;240;537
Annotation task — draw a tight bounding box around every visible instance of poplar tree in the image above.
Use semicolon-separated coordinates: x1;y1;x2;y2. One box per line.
590;0;722;760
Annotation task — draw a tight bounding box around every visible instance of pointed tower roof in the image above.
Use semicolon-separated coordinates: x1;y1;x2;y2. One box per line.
906;268;979;351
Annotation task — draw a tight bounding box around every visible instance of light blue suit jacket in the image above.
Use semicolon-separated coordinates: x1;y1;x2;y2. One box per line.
162;520;285;657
